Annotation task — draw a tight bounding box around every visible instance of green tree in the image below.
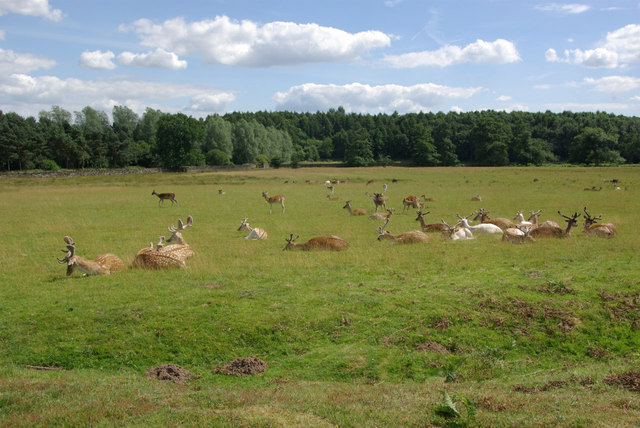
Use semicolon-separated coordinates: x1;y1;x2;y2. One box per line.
569;127;624;165
471;113;511;166
344;127;373;166
154;113;205;169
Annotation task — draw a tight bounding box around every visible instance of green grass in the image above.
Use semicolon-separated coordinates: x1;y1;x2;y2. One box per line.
1;166;639;426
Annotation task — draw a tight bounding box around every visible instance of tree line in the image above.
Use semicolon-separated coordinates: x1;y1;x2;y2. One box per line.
1;105;639;172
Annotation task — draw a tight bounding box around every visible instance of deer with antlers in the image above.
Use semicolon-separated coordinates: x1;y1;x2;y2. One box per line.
132;216;194;269
502;227;535;244
262;191;285;214
583;207;617;238
526;209;560;229
57;236;124;276
440;219;474;241
151;190;177;207
529;211;580;238
237;218;268;240
343;200;367;216
283;234;349;251
371;192;389;212
473;208;515;231
369;208;394;220
376;215;429;244
402;195;421;213
415;210;448;233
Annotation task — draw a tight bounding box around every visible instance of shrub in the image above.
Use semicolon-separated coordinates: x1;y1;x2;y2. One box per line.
206;149;232;166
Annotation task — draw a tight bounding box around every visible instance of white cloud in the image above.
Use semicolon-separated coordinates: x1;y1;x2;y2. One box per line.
383;39;520;68
535;3;590;14
0;73;236;117
0;48;55;74
0;0;62;21
122;16;391;67
546;24;640;68
79;50;116;70
0;30;5;40
497;95;512;101
117;48;187;70
583;76;640;92
273;82;483;113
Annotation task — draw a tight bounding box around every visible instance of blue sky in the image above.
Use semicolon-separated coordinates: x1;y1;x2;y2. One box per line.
0;0;638;119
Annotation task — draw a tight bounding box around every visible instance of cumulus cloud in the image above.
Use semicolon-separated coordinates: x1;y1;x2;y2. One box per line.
79;50;116;70
534;3;590;14
497;95;512;101
0;48;56;74
117;48;187;70
383;39;520;68
273;82;483;113
0;0;62;21
546;24;640;68
0;73;235;116
122;16;391;67
582;76;640;92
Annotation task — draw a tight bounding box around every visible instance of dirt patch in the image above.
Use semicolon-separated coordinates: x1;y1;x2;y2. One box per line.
214;356;268;376
513;379;569;394
598;290;640;324
604;370;640;392
146;364;197;384
415;341;450;354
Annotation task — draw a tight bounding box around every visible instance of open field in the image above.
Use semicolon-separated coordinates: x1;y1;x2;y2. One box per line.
1;166;639;427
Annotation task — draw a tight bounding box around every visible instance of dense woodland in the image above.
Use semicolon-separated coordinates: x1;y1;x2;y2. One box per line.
1;105;639;171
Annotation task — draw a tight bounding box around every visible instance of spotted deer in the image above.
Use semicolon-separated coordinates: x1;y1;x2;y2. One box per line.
372;193;389;212
262;191;285;214
57;236;124;276
440;220;474;241
151;190;177;207
283;234;349;251
369;208;394;220
502;227;535;244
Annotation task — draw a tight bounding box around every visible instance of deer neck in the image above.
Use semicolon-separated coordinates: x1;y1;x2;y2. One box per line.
168;232;187;246
73;257;105;276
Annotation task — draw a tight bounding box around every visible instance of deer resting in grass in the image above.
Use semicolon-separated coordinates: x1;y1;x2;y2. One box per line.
237;218;268;240
151;190;177;207
502;227;535;244
440;220;474;241
283;234;349;251
343;200;367;216
376;216;429;244
473;208;515;231
57;236;124;276
262;191;285;214
132;216;194;269
583;207;617;238
529;211;580;239
415;210;448;233
456;213;503;235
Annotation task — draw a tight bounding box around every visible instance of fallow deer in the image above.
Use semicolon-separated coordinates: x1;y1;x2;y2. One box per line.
402;195;421;213
502;227;535;244
132;242;186;269
218;189;226;195
456;213;503;235
376;216;429;244
473;208;515;231
343;200;367;216
57;236;124;276
283;234;349;251
513;210;533;227
237;218;268;240
372;192;388;212
151;190;177;207
421;194;437;202
583;207;617;238
162;216;195;260
471;194;482;202
262;191;285;214
369;208;394;220
529;211;580;238
527;209;559;229
415;210;448;233
440;220;474;241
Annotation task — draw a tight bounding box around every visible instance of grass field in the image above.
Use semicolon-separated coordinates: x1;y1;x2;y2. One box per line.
1;166;639;427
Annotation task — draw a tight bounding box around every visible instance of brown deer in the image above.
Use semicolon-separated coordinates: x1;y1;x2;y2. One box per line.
415;210;448;233
237;218;268;240
57;236;124;276
502;227;535;244
402;195;421;213
369;208;394;220
421;194;437;202
473;208;515;231
151;190;177;207
132;240;186;269
529;211;580;238
162;216;195;260
283;234;349;251
262;191;285;214
372;192;389;212
583;207;617;238
527;209;560;228
376;216;429;244
471;194;482;202
343;200;367;216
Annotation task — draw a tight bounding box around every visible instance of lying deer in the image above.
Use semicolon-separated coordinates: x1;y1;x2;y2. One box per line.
162;216;195;260
283;234;349;251
529;211;580;238
343;200;367;216
502;227;535;244
57;236;124;276
369;208;394;221
440;220;474;241
151;190;177;207
473;208;515;231
415;210;448;233
132;239;186;269
237;218;268;240
583;207;617;238
376;216;429;244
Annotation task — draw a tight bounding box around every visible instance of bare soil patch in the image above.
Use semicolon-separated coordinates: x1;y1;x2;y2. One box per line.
415;341;450;354
146;364;197;384
214;356;268;376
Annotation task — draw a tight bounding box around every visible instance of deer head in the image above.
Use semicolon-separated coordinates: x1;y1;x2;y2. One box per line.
583;207;602;227
57;242;77;276
558;211;581;227
283;234;300;251
167;216;193;244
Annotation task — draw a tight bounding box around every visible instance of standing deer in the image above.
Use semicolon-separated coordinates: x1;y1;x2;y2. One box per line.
583;207;617;238
372;192;389;212
529;211;580;238
237;218;268;240
283;234;349;251
57;236;124;276
415;210;448;233
402;195;421;213
376;216;429;244
262;191;285;214
473;208;515;231
151;190;177;207
343;200;367;216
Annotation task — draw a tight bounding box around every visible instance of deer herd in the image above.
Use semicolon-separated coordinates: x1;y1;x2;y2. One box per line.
57;182;618;277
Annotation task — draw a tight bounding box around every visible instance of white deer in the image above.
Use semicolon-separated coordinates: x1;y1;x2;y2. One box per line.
237;218;268;240
456;213;503;235
440;219;474;241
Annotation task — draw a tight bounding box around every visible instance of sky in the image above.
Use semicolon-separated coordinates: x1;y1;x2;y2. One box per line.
0;0;639;120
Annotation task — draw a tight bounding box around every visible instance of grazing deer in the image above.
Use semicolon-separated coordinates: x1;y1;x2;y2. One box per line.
372;192;389;212
343;200;367;216
237;218;268;240
57;236;124;276
151;190;177;207
456;213;503;235
583;207;617;238
366;179;375;185
415;210;448;233
262;191;285;214
440;220;474;241
283;234;349;251
369;208;394;220
529;211;580;238
402;195;421;213
376;216;429;244
502;227;535;244
473;208;515;231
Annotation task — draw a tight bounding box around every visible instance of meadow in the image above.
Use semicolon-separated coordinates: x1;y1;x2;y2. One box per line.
1;166;639;427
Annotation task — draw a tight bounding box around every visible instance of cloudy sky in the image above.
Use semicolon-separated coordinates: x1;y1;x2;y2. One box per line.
0;0;639;119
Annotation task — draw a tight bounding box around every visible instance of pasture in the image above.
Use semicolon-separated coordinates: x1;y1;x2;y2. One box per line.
1;166;639;427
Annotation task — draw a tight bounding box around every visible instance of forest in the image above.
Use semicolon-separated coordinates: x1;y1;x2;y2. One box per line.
1;105;639;171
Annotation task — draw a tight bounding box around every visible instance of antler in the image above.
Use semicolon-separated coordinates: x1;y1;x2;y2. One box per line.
583;207;601;222
285;234;299;243
381;215;391;232
57;244;75;263
558;211;580;221
169;216;194;233
156;236;165;251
